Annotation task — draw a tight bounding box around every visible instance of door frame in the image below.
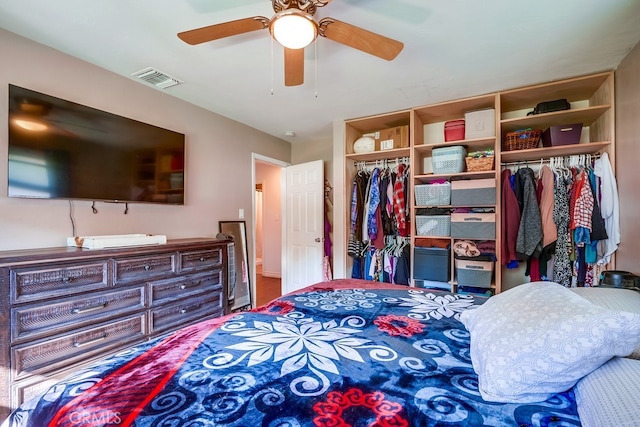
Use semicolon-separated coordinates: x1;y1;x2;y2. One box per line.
251;153;290;307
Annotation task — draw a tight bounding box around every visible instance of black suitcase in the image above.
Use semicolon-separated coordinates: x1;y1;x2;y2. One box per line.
527;99;570;115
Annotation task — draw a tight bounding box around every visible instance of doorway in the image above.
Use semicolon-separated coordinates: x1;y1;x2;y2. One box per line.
252;154;288;306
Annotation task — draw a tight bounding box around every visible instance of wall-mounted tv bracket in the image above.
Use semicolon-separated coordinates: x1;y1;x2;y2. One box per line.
92;201;129;214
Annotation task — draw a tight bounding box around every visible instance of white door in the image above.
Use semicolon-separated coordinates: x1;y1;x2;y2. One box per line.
284;160;324;294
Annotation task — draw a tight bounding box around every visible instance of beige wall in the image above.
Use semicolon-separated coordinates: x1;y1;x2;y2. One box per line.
292;139;333;178
614;40;640;273
0;29;291;251
255;161;282;278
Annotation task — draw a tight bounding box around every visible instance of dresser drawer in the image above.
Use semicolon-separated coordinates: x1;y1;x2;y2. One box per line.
179;248;223;271
10;261;109;304
149;271;223;305
11;286;146;343
12;314;146;380
114;253;175;284
150;292;223;334
11;364;79;410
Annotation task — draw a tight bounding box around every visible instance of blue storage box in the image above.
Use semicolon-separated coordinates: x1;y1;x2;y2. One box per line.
414;247;450;282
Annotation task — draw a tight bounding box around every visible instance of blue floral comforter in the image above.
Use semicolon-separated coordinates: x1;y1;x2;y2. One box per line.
5;279;580;426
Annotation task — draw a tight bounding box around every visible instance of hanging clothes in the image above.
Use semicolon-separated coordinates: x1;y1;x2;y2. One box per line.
348;162;411;283
515;167;543;259
501;169;521;266
366;168;381;244
593;152;620;264
393;243;411;285
553;170;573;287
572;170;594;245
588;168;607;243
379;169;394;236
323;194;333;282
537;165;557;280
539;165;558;248
348;170;368;258
393;164;410;237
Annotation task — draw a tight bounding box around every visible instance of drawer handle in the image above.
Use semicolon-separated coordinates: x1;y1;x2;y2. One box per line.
199;257;206;262
73;333;107;348
61;276;73;283
180;308;188;314
180;280;202;290
71;302;108;315
144;265;151;271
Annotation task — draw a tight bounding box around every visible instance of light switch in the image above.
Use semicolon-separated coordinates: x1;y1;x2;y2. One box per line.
238;208;244;219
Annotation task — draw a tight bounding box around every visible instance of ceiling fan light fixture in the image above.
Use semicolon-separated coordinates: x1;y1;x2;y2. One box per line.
270;9;317;50
12;117;48;132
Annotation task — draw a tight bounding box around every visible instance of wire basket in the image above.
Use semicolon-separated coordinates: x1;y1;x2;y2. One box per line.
432;146;466;173
503;130;542;151
465;155;495;172
416;215;451;237
415;182;451;206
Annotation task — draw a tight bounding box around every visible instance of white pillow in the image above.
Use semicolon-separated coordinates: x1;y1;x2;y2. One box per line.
569;287;640;360
574;357;640;427
459;281;640;403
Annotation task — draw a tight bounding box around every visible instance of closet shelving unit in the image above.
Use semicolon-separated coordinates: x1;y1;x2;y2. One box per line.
343;71;615;295
344;110;411;163
499;72;614;164
411;94;500;293
344;110;412;284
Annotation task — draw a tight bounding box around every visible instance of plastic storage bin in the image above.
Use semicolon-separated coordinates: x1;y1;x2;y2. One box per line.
450;178;496;206
414;247;450;282
457;285;494;297
416;215;451;237
414;279;451;290
415;182;451;206
464;109;495;139
541;123;583;146
432;146;466;174
444;119;465;141
450;212;495;239
455;259;494;288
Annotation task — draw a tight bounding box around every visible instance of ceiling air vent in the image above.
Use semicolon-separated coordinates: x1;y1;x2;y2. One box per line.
131;67;182;89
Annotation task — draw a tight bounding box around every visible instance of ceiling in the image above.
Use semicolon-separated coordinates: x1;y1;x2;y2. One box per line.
1;0;640;145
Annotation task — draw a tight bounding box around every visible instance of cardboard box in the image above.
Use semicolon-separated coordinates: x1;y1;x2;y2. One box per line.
373;125;409;150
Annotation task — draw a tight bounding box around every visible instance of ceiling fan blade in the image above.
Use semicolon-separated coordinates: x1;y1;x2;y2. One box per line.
178;16;269;45
284;48;304;86
318;18;404;61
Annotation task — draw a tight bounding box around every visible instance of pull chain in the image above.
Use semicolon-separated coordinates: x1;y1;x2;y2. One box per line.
314;40;318;98
270;37;274;95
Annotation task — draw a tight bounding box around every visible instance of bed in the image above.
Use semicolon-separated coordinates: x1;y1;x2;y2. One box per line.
3;279;640;427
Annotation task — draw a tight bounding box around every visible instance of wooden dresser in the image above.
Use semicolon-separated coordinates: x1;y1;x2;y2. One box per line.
0;238;232;420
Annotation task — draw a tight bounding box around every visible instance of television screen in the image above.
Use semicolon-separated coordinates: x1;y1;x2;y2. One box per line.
7;84;185;205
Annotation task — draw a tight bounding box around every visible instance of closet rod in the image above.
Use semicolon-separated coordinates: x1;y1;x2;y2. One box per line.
500;152;602;168
355;157;410;168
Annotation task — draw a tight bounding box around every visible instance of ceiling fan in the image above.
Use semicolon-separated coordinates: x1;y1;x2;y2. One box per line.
177;0;404;86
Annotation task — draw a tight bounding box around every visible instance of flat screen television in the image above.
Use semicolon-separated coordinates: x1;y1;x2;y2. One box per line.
7;84;185;205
